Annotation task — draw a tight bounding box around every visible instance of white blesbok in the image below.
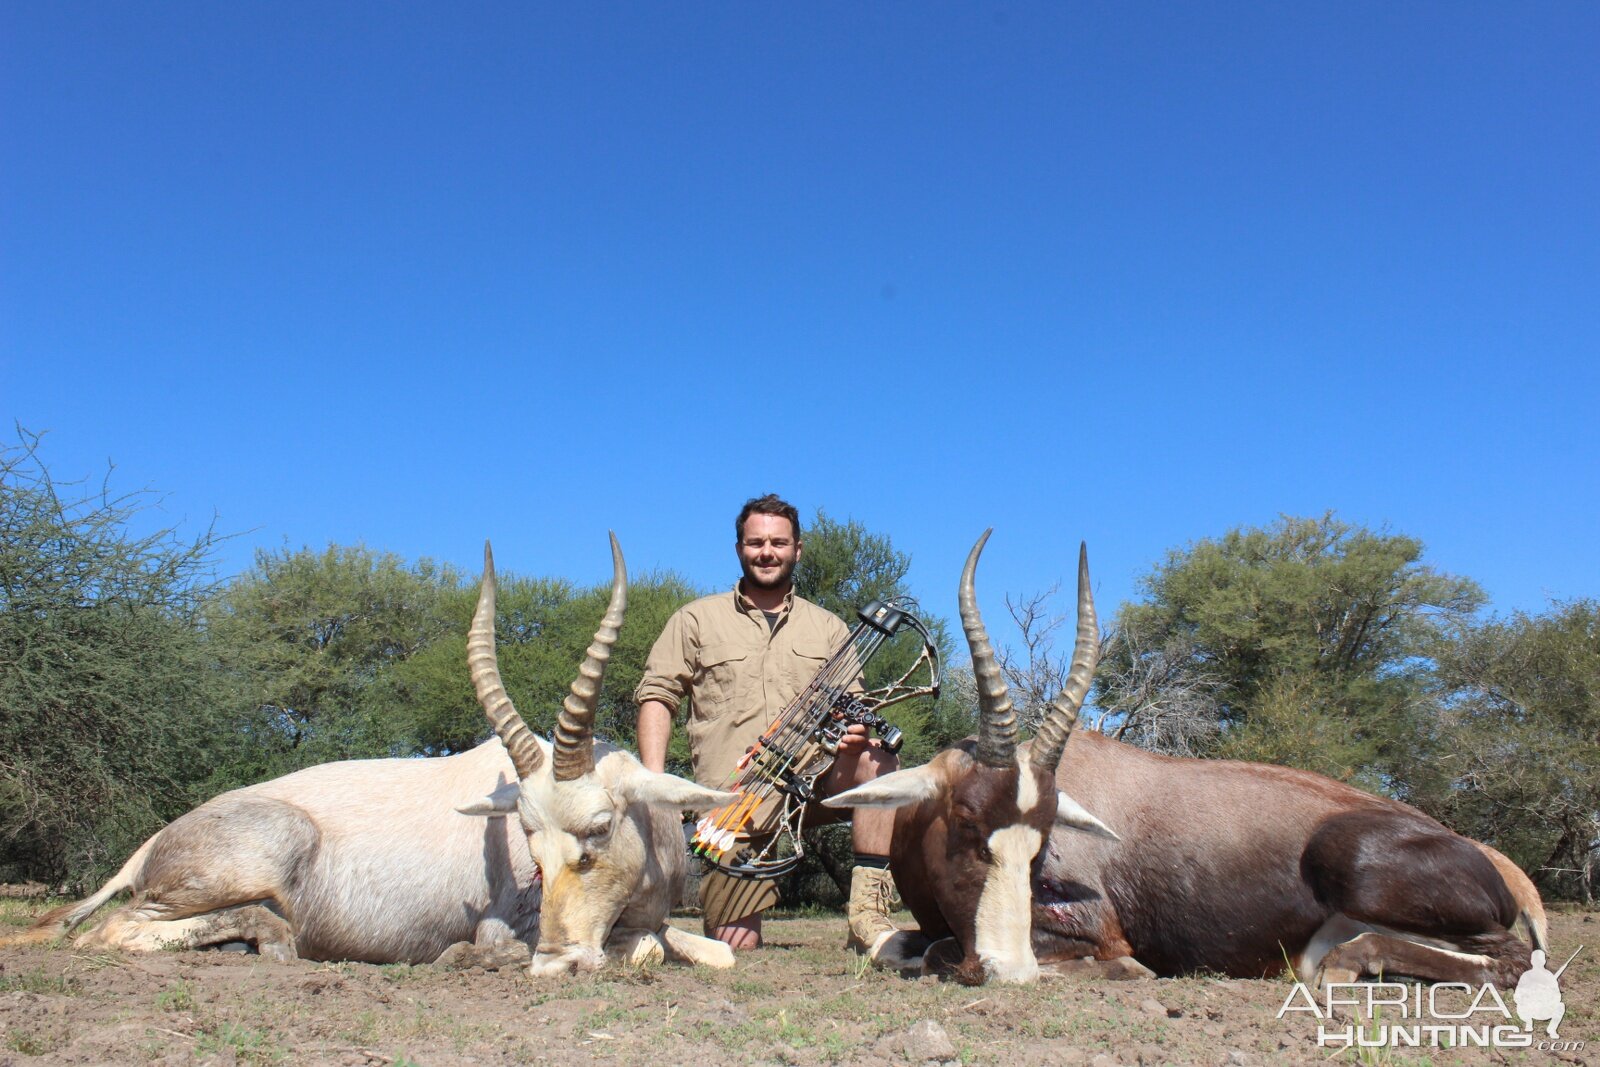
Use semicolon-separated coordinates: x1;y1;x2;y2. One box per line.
6;537;737;975
458;538;737;974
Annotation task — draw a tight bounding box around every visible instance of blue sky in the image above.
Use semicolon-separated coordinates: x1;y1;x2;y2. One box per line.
4;3;1596;637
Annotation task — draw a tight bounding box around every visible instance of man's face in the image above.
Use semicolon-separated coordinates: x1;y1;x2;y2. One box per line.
737;513;802;592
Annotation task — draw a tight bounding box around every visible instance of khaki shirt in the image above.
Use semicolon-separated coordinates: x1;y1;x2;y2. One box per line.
635;583;853;789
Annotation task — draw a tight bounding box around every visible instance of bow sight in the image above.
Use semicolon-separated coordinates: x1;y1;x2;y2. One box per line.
690;596;941;879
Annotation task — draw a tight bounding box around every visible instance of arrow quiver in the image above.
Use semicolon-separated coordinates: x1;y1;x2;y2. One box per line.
690;597;941;879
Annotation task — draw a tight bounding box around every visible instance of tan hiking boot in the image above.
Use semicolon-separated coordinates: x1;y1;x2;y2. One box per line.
846;865;913;967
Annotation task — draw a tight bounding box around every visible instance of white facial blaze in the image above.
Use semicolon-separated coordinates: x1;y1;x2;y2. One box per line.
1015;751;1040;813
974;824;1044;984
508;749;744;975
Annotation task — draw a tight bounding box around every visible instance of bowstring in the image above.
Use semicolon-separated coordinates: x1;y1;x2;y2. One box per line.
704;622;887;840
734;626;884;793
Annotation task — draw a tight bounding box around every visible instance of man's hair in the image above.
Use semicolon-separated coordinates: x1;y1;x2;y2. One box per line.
735;494;802;542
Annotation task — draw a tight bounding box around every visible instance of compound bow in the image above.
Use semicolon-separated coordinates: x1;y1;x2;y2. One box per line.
690;597;941;879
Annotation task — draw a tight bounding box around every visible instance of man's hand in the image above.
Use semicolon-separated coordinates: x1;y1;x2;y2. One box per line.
834;722;881;754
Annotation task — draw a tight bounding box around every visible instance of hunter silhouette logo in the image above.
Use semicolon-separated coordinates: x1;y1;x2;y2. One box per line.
1515;948;1575;1038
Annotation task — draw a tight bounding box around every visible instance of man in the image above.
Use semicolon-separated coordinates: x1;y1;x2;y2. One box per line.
635;494;903;962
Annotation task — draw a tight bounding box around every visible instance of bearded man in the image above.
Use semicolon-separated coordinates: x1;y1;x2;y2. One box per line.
635;494;903;962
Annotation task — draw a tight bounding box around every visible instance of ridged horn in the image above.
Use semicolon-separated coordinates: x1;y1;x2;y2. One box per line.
470;541;545;781
1030;542;1100;773
552;532;626;782
962;529;1018;767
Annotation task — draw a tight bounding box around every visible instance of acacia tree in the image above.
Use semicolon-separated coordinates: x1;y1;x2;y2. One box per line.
364;568;702;764
0;430;232;885
794;509;913;620
1097;513;1483;787
1422;600;1600;900
990;584;1227;755
794;510;966;762
202;545;465;780
995;584;1075;732
1090;625;1223;756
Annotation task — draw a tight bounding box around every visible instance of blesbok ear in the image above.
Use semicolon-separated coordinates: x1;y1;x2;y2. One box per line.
618;765;739;812
457;781;521;817
1055;791;1119;840
823;765;944;809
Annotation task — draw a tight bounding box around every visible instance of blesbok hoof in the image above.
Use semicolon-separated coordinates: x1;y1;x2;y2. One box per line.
921;937;963;978
1102;956;1156;980
1039;955;1156;981
527;945;604;978
259;939;297;964
628;937;666;969
606;929;666;970
867;929;929;972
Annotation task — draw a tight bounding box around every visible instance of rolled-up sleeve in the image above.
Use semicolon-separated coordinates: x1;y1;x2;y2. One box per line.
634;608;695;717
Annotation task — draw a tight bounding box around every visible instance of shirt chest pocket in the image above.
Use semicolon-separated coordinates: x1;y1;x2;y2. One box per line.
786;636;838;694
695;642;752;720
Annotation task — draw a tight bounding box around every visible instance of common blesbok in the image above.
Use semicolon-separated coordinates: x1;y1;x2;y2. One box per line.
828;532;1546;987
6;538;737;976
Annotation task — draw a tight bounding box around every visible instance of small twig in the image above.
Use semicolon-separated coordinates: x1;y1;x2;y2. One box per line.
325;1050;394;1064
146;1027;195;1042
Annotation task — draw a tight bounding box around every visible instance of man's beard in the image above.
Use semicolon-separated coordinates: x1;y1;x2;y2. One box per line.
740;558;796;592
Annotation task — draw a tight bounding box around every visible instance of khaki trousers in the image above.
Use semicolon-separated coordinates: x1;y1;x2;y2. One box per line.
698;800;851;931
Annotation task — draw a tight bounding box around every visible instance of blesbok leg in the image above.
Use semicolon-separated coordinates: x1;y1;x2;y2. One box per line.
657;924;737;969
1316;928;1530;988
83;903;296;960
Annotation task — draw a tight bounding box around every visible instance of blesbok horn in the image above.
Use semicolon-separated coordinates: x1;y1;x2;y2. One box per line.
1029;542;1099;772
552;532;627;782
470;541;545;781
962;529;1019;768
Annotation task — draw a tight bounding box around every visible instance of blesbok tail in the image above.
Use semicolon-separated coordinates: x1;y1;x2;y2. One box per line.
1474;841;1548;952
0;834;159;948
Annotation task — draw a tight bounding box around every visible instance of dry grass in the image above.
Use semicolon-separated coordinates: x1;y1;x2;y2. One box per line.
0;896;1591;1066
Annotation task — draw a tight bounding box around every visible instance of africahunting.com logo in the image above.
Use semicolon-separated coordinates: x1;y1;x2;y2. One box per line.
1277;947;1584;1052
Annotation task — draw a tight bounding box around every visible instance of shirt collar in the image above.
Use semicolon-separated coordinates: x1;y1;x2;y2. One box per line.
734;579;795;616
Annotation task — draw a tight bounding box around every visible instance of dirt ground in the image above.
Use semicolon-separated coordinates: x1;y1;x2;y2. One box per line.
0;898;1593;1066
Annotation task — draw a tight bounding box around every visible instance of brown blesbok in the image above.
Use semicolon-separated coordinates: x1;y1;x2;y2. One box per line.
828;531;1546;987
6;538;737;976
